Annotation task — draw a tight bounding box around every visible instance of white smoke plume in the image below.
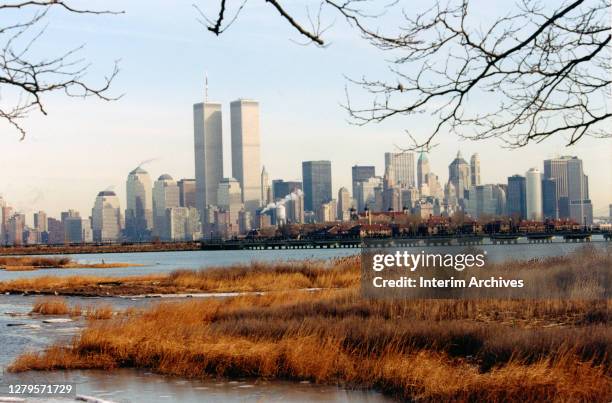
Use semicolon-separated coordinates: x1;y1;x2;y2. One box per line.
136;157;159;170
260;189;303;214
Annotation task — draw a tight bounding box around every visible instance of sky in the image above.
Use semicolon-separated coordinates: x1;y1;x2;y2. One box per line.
0;0;610;223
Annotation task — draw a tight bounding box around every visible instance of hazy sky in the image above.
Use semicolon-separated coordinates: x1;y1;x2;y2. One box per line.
0;0;610;222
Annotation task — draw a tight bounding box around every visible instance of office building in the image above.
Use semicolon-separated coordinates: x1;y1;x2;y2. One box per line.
355;176;382;212
47;218;64;245
152;174;180;239
216;178;243;233
470;153;481;186
261;166;271;205
92;190;122;242
302;160;332;212
417;152;430;190
7;213;25;246
126;166;153;241
231;99;261;214
448;151;471;200
272;180;302;200
351;165;376;199
178;179;197;208
318;199;337;223
194;99;223;219
384;152;415;188
525;168;543;221
507;175;527;219
337;187;351;221
542;178;558;219
33;211;47;233
166;207;201;241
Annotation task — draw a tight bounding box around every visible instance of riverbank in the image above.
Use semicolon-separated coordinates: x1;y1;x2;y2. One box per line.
0;242;201;256
6;250;611;401
0;256;143;272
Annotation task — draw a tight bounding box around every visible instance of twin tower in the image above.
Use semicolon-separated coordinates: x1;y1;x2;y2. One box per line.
193;98;261;224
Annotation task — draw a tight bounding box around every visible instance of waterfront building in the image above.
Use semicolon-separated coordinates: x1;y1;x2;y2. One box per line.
470;153;481;186
542;178;558;219
260;166;271;205
166;207;202;241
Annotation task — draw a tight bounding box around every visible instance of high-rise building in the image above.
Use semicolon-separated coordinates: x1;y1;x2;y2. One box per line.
466;184;504;218
271;180;302;200
448;151;471;200
261;166;271;206
302;161;332;212
542;178;558;219
230;99;261;214
384;152;415;188
166;207;201;241
178;179;197;208
216;178;243;234
33;211;47;233
1;205;13;245
355;176;382;212
194;99;223;221
92;190;122;242
126;167;153;241
7;213;25;246
64;216;92;243
525;168;543;221
351;165;376;200
152;174;180;239
470;153;481;186
506;175;526;220
337;187;351;221
544;156;591;224
285;191;305;224
47;218;63;245
417;152;430;190
318;199;337;223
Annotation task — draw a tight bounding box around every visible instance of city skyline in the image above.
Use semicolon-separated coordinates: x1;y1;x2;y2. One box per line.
0;1;610;220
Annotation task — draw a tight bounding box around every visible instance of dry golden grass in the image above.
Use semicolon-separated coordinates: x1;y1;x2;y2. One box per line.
9;249;612;401
30;297;113;319
0;256;142;271
0;257;358;296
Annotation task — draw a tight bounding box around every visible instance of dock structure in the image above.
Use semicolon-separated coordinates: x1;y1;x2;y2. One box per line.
200;231;609;250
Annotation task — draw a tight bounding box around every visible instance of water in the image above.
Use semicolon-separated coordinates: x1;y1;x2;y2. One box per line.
0;295;392;402
0;236;608;280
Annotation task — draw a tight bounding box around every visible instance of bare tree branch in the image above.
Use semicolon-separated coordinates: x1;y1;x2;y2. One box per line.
0;1;122;139
200;0;611;149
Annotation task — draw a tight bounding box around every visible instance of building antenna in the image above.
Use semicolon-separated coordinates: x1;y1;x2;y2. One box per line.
204;72;208;103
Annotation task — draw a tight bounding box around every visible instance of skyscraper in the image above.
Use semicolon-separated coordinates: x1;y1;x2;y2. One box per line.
448;151;471;200
384;152;415;188
261;166;271;206
230;99;261;214
92;190;122;242
33;211;47;233
417;152;430;190
507;175;527;219
272;180;302;200
152;174;180;239
544;156;592;224
216;178;243;232
126;166;153;241
302;161;332;212
194;98;223;222
525;168;543;221
542;178;558;219
178;179;197;208
351;165;376;200
337;187;351;221
470;153;481;186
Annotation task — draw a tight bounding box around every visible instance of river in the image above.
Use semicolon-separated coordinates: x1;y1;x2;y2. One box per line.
0;239;608;402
